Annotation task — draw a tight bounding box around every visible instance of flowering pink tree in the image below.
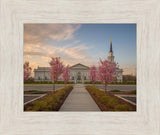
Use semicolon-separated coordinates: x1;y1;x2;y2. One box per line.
62;65;70;84
98;59;117;93
88;65;97;85
49;57;64;92
24;61;32;82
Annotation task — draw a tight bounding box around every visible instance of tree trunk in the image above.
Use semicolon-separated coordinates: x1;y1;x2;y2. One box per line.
53;83;55;94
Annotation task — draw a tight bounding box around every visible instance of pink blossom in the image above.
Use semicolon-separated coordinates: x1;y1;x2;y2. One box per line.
49;57;64;83
24;61;32;81
62;65;70;83
98;59;117;91
88;65;97;83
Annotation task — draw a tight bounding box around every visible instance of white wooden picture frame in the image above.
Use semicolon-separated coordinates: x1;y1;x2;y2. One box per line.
0;0;160;134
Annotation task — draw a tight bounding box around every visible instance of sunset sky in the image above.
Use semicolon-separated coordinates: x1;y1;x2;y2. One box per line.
24;24;136;76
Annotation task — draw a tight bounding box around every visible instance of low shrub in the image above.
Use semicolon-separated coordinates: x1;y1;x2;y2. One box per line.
86;85;135;111
100;96;109;104
110;90;121;92
25;90;47;94
109;81;136;85
115;104;132;111
84;81;102;84
31;100;49;111
25;85;73;111
107;97;119;108
131;90;136;94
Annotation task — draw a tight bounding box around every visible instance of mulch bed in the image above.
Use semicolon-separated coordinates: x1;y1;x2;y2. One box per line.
24;88;73;111
87;89;136;111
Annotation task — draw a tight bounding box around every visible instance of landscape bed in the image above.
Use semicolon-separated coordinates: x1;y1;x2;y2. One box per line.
24;85;73;111
86;85;136;111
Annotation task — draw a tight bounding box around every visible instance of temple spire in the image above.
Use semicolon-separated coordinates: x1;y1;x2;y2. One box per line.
108;38;114;63
110;38;113;52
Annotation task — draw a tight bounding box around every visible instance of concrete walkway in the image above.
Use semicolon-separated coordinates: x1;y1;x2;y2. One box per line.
59;84;100;111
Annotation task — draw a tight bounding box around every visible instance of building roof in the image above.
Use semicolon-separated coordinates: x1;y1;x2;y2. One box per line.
69;63;90;70
34;67;51;72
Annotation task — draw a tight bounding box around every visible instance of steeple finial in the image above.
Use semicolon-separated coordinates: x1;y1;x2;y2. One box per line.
110;38;113;52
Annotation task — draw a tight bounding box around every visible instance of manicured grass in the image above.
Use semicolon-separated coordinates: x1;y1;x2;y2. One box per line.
24;85;73;111
86;86;136;111
110;89;121;92
25;90;47;94
131;90;136;94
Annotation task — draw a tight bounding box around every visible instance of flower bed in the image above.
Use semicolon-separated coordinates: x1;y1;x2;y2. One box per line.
86;86;136;111
24;85;73;111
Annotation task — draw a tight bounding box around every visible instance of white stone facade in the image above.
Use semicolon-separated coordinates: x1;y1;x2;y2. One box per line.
34;63;90;83
34;62;123;83
69;63;90;83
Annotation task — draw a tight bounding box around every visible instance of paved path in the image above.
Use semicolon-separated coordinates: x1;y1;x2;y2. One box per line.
59;84;100;111
24;84;136;91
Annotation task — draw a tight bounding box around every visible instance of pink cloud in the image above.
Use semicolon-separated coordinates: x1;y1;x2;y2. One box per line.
24;24;81;44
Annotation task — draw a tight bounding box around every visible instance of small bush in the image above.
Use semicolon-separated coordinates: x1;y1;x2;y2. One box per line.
33;100;48;111
107;97;119;108
110;90;121;92
115;104;132;111
100;96;109;104
131;90;136;94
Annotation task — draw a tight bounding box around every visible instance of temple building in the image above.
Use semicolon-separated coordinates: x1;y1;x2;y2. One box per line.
34;39;123;83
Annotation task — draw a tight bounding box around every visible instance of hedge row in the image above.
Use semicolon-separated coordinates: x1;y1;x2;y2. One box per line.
84;81;136;84
24;85;73;111
84;81;102;84
86;86;136;111
24;81;75;84
111;81;136;84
